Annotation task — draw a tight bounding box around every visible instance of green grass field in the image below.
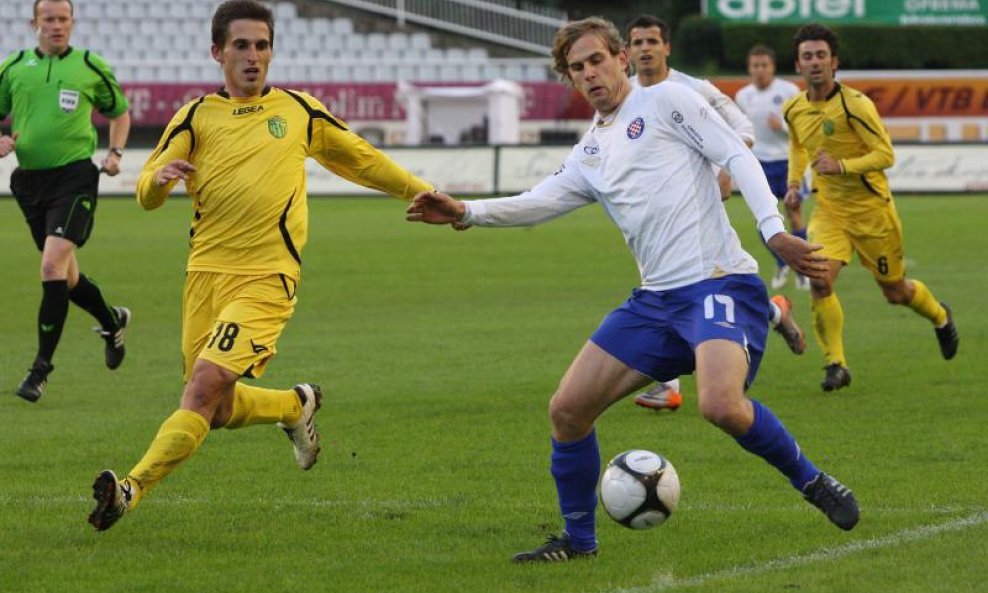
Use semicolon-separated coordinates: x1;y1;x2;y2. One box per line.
1;194;985;593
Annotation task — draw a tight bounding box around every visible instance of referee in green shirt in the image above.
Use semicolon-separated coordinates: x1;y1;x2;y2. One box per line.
0;0;132;403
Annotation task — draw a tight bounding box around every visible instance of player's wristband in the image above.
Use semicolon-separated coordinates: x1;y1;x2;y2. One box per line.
109;147;124;158
759;216;787;244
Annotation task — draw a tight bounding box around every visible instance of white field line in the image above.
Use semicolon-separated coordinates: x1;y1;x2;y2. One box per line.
605;511;988;593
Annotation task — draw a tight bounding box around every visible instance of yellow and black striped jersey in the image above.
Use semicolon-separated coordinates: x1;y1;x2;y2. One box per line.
136;86;431;280
783;83;895;216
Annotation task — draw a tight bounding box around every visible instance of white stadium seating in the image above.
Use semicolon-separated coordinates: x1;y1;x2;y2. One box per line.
0;0;550;83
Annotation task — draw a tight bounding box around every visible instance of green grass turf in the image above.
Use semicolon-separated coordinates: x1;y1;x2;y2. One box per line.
0;194;985;593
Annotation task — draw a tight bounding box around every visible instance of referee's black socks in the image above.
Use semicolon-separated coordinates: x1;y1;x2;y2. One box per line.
37;279;69;363
69;274;118;331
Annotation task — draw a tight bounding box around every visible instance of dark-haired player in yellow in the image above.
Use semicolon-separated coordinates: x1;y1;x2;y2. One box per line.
783;23;958;392
87;0;432;531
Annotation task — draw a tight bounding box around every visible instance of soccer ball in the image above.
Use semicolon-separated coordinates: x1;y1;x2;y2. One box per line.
599;449;680;529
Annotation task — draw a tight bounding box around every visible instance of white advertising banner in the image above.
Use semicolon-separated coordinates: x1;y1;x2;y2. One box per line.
496;146;570;194
0;144;985;196
887;144;988;193
496;144;988;195
303;147;496;195
0;147;496;196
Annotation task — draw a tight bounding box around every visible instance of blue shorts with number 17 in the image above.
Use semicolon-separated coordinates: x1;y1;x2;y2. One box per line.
590;274;770;389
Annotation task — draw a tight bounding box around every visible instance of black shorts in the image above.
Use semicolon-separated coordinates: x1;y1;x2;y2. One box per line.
11;159;100;250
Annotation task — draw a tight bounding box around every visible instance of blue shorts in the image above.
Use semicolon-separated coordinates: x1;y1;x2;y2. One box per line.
590;275;770;389
760;159;789;199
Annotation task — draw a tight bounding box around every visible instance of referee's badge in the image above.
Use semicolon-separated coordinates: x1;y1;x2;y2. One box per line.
627;117;645;139
268;115;287;139
59;89;80;113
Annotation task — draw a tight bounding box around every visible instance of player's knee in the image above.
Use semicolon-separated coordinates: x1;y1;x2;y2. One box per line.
548;394;590;440
697;395;747;432
39;258;67;280
182;365;235;424
810;280;832;298
880;283;910;305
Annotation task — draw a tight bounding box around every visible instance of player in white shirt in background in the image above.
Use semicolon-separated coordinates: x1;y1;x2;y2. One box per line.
407;17;859;562
624;15;804;412
736;44;808;291
626;13;755;195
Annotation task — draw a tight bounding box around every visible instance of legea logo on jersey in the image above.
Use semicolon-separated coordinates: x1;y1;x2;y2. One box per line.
59;89;79;113
627;117;645;139
267;116;287;139
583;144;599;155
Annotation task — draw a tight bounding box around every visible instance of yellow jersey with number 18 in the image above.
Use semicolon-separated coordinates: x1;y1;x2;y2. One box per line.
136;86;431;281
783;83;895;217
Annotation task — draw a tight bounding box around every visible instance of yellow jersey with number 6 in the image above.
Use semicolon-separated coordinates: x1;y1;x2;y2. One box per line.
783;83;895;217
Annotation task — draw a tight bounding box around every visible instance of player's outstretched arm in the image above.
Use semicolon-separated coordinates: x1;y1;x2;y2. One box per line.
406;191;466;226
767;233;828;279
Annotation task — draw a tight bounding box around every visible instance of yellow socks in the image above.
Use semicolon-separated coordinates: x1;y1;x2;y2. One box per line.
224;383;301;429
120;386;302;509
811;293;847;366
125;409;209;508
907;279;948;326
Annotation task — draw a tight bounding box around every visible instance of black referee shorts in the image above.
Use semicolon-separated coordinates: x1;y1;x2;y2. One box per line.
10;158;100;251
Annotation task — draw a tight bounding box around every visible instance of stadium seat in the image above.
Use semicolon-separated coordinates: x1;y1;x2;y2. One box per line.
460;64;482;81
330;63;353;82
424;48;445;61
343;34;366;51
287;19;309;37
388;33;409;51
332;18;354;35
414;63;439;82
148;3;169;19
410;32;431;50
310;17;332;36
307;63;330;82
274;2;297;21
366;33;388;52
439;64;460;82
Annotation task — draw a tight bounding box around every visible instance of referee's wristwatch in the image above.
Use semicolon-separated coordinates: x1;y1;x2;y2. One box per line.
109;147;124;158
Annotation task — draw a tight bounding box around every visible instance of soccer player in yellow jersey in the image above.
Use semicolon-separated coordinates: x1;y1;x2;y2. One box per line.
783;23;959;392
87;0;432;531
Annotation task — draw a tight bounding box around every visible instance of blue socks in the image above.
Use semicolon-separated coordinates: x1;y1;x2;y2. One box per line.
549;402;817;550
735;399;820;491
551;430;600;551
